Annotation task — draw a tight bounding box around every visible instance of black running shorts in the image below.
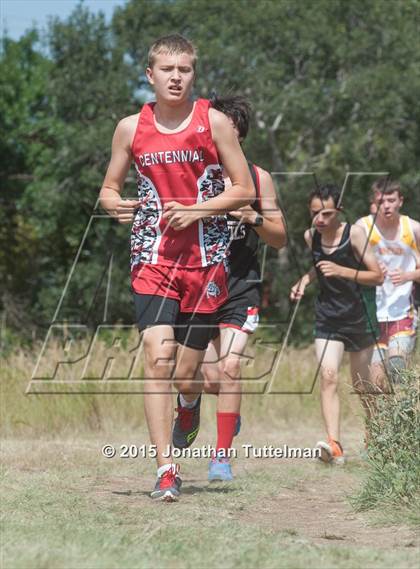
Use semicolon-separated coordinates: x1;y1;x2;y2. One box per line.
314;327;376;352
133;293;217;351
211;288;260;341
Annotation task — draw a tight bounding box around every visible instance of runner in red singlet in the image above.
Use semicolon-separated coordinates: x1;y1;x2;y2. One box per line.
99;35;255;501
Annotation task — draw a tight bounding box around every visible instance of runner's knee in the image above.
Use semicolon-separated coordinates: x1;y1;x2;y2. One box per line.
371;346;385;364
173;377;201;395
201;363;221;394
173;360;203;394
222;357;241;381
320;367;338;390
389;335;416;357
142;334;175;379
203;381;220;394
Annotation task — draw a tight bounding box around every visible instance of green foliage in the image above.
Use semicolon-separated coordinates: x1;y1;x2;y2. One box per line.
0;32;51;317
1;9;138;331
353;368;420;511
1;0;419;341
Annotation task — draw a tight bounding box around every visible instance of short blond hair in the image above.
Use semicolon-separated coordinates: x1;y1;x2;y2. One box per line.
148;34;197;69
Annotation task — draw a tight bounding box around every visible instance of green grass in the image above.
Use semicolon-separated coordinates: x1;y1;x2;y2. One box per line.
1;438;419;569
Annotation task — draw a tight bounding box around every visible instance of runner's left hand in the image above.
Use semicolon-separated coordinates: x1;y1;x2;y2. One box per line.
229;206;258;225
316;260;344;278
163;201;201;231
388;268;407;286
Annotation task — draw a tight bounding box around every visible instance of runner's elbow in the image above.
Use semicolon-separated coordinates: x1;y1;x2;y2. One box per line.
275;230;288;249
242;181;256;205
374;271;384;285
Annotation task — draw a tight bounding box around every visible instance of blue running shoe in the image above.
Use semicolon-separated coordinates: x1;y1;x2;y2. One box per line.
234;415;241;437
208;457;233;482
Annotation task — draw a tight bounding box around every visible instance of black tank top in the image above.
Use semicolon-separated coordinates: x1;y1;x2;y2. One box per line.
226;162;262;303
312;223;372;334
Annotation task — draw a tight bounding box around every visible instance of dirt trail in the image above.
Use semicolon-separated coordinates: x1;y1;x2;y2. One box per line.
85;463;417;551
235;462;417;549
234;428;418;549
75;426;419;551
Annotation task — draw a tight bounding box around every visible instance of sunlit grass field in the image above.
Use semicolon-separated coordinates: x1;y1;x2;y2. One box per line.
2;336;365;437
1;340;419;569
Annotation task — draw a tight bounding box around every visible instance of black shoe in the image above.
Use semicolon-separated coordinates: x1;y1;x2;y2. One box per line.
172;395;201;449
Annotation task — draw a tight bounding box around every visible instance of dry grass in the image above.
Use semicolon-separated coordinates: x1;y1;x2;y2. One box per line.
1;340;364;438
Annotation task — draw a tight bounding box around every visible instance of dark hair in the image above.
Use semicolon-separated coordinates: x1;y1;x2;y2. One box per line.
308;184;341;209
211;95;251;140
371;177;402;198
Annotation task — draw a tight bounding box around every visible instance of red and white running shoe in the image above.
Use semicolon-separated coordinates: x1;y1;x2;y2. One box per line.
150;465;182;501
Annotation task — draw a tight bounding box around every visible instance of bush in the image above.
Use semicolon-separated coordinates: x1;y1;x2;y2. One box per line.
353;367;420;512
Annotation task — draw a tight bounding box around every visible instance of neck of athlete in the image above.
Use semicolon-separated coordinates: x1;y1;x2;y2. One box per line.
154;98;194;130
375;212;401;232
322;219;343;242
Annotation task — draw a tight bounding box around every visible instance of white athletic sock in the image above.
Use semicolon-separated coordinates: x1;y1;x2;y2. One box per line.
157;463;174;478
180;394;199;409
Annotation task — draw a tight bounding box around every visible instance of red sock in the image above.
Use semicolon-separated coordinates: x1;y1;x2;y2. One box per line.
216;412;239;457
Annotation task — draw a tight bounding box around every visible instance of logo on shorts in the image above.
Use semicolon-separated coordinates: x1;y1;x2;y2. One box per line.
206;281;221;298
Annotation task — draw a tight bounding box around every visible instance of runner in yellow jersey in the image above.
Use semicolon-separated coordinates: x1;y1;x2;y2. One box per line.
356;178;420;384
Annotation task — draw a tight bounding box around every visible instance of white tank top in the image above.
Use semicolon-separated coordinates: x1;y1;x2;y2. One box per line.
361;215;418;321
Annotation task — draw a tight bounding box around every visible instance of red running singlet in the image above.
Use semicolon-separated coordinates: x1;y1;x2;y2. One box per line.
130;98;229;270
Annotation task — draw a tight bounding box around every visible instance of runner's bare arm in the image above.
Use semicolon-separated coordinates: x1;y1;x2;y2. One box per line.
412;221;420;282
99;116;140;224
413;219;420;249
206;108;255;211
290;229;316;300
304;228;313;248
318;225;383;285
390;219;420;284
355;217;367;232
403;253;420;283
413;250;420;283
409;220;420;283
229;168;287;249
163;109;254;230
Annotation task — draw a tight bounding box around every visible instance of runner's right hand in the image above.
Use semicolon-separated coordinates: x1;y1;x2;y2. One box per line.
290;280;306;301
113;199;141;224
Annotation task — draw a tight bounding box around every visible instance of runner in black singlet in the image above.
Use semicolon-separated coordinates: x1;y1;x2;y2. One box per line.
290;184;383;465
215;161;263;329
201;96;287;481
312;222;377;352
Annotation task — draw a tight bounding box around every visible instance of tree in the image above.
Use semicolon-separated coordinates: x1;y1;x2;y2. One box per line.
113;0;420;342
0;31;51;330
1;0;419;344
